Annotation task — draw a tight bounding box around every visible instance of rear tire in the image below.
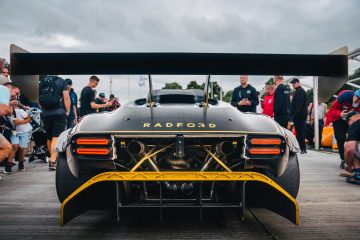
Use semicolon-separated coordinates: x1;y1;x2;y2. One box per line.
274;152;300;198
56;153;92;203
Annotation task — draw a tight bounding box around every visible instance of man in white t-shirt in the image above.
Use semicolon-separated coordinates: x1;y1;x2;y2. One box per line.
3;107;32;174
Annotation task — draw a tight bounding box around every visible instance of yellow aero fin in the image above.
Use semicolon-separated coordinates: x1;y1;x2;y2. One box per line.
60;171;299;226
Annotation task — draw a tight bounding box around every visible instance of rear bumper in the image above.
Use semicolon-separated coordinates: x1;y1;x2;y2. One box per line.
60;171;299;226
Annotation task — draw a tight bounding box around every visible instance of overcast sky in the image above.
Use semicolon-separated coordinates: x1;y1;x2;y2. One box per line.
0;0;359;102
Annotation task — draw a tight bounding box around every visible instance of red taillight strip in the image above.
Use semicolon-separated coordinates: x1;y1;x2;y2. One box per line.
249;147;281;155
76;148;110;155
250;138;282;145
76;138;110;145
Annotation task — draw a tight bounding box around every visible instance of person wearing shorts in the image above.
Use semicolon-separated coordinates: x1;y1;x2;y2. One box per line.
3;108;32;174
40;76;70;170
0;83;12;180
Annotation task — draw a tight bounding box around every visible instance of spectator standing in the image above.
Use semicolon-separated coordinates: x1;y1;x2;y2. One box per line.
262;85;275;117
65;79;78;129
307;100;327;147
39;76;70;170
95;93;108;112
3;106;32;174
290;78;308;154
273;75;291;128
79;76;112;117
344;112;360;184
0;80;12;169
326;90;360;168
231;75;259;113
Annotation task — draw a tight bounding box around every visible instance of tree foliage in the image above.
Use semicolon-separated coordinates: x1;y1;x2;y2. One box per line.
265;77;274;85
162;82;182;89
210;81;223;99
186;80;204;89
223;90;233;102
349;67;360;80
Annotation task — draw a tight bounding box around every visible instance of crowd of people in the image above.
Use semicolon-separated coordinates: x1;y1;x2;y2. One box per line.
0;74;121;177
231;75;308;153
231;75;360;185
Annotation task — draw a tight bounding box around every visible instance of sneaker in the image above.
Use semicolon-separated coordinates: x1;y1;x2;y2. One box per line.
48;161;56;171
346;176;360;185
3;165;13;174
340;160;345;169
18;161;25;172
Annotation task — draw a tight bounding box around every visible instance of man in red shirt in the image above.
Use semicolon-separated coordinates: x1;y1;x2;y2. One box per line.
262;84;275;117
326;89;360;168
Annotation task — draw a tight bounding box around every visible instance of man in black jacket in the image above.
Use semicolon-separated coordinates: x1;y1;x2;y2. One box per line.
290;78;308;154
231;75;259;113
273;75;291;128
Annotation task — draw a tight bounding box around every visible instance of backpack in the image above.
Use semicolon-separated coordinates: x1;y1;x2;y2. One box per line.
39;76;62;109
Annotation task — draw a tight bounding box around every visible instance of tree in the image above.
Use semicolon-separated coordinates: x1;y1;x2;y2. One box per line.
349;67;360;80
222;90;233;103
209;81;224;100
186;80;204;90
162;82;182;89
265;77;274;85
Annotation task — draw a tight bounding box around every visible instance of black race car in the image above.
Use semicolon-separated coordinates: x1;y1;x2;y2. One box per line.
55;85;301;225
9;44;348;226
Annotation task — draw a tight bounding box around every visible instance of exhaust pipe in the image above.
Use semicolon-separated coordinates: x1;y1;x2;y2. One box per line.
127;141;145;156
215;141;235;156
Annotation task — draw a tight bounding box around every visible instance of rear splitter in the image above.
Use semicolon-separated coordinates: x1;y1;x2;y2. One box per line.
60;171;299;226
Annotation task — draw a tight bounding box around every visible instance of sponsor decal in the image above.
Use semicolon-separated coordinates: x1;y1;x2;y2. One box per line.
143;122;216;128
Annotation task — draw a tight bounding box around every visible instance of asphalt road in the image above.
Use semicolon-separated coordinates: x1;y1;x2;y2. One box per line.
0;150;359;239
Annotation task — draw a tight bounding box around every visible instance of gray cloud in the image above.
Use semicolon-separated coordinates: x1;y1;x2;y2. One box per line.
0;0;359;102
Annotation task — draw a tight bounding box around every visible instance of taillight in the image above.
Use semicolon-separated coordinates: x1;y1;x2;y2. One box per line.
76;148;110;155
247;136;284;156
73;136;112;157
76;138;110;145
250;138;282;145
249;147;281;155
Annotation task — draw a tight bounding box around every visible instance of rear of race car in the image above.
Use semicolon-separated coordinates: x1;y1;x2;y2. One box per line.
57;129;300;226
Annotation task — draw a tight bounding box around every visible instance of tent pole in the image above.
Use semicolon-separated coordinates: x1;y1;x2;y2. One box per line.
313;76;320;151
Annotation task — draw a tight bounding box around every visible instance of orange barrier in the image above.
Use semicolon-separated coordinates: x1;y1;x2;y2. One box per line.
321;126;333;147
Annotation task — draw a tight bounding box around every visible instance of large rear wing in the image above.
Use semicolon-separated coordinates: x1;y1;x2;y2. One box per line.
10;44;348;102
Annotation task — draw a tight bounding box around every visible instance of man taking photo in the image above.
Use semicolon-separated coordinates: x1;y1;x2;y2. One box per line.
79;76;112;117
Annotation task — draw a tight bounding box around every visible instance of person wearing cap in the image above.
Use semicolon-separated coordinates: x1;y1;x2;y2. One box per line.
326;89;360;168
65;79;78;129
79;76;112;117
273;75;291;128
95;92;108;112
231;75;259;113
344;111;360;184
290;78;308;154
